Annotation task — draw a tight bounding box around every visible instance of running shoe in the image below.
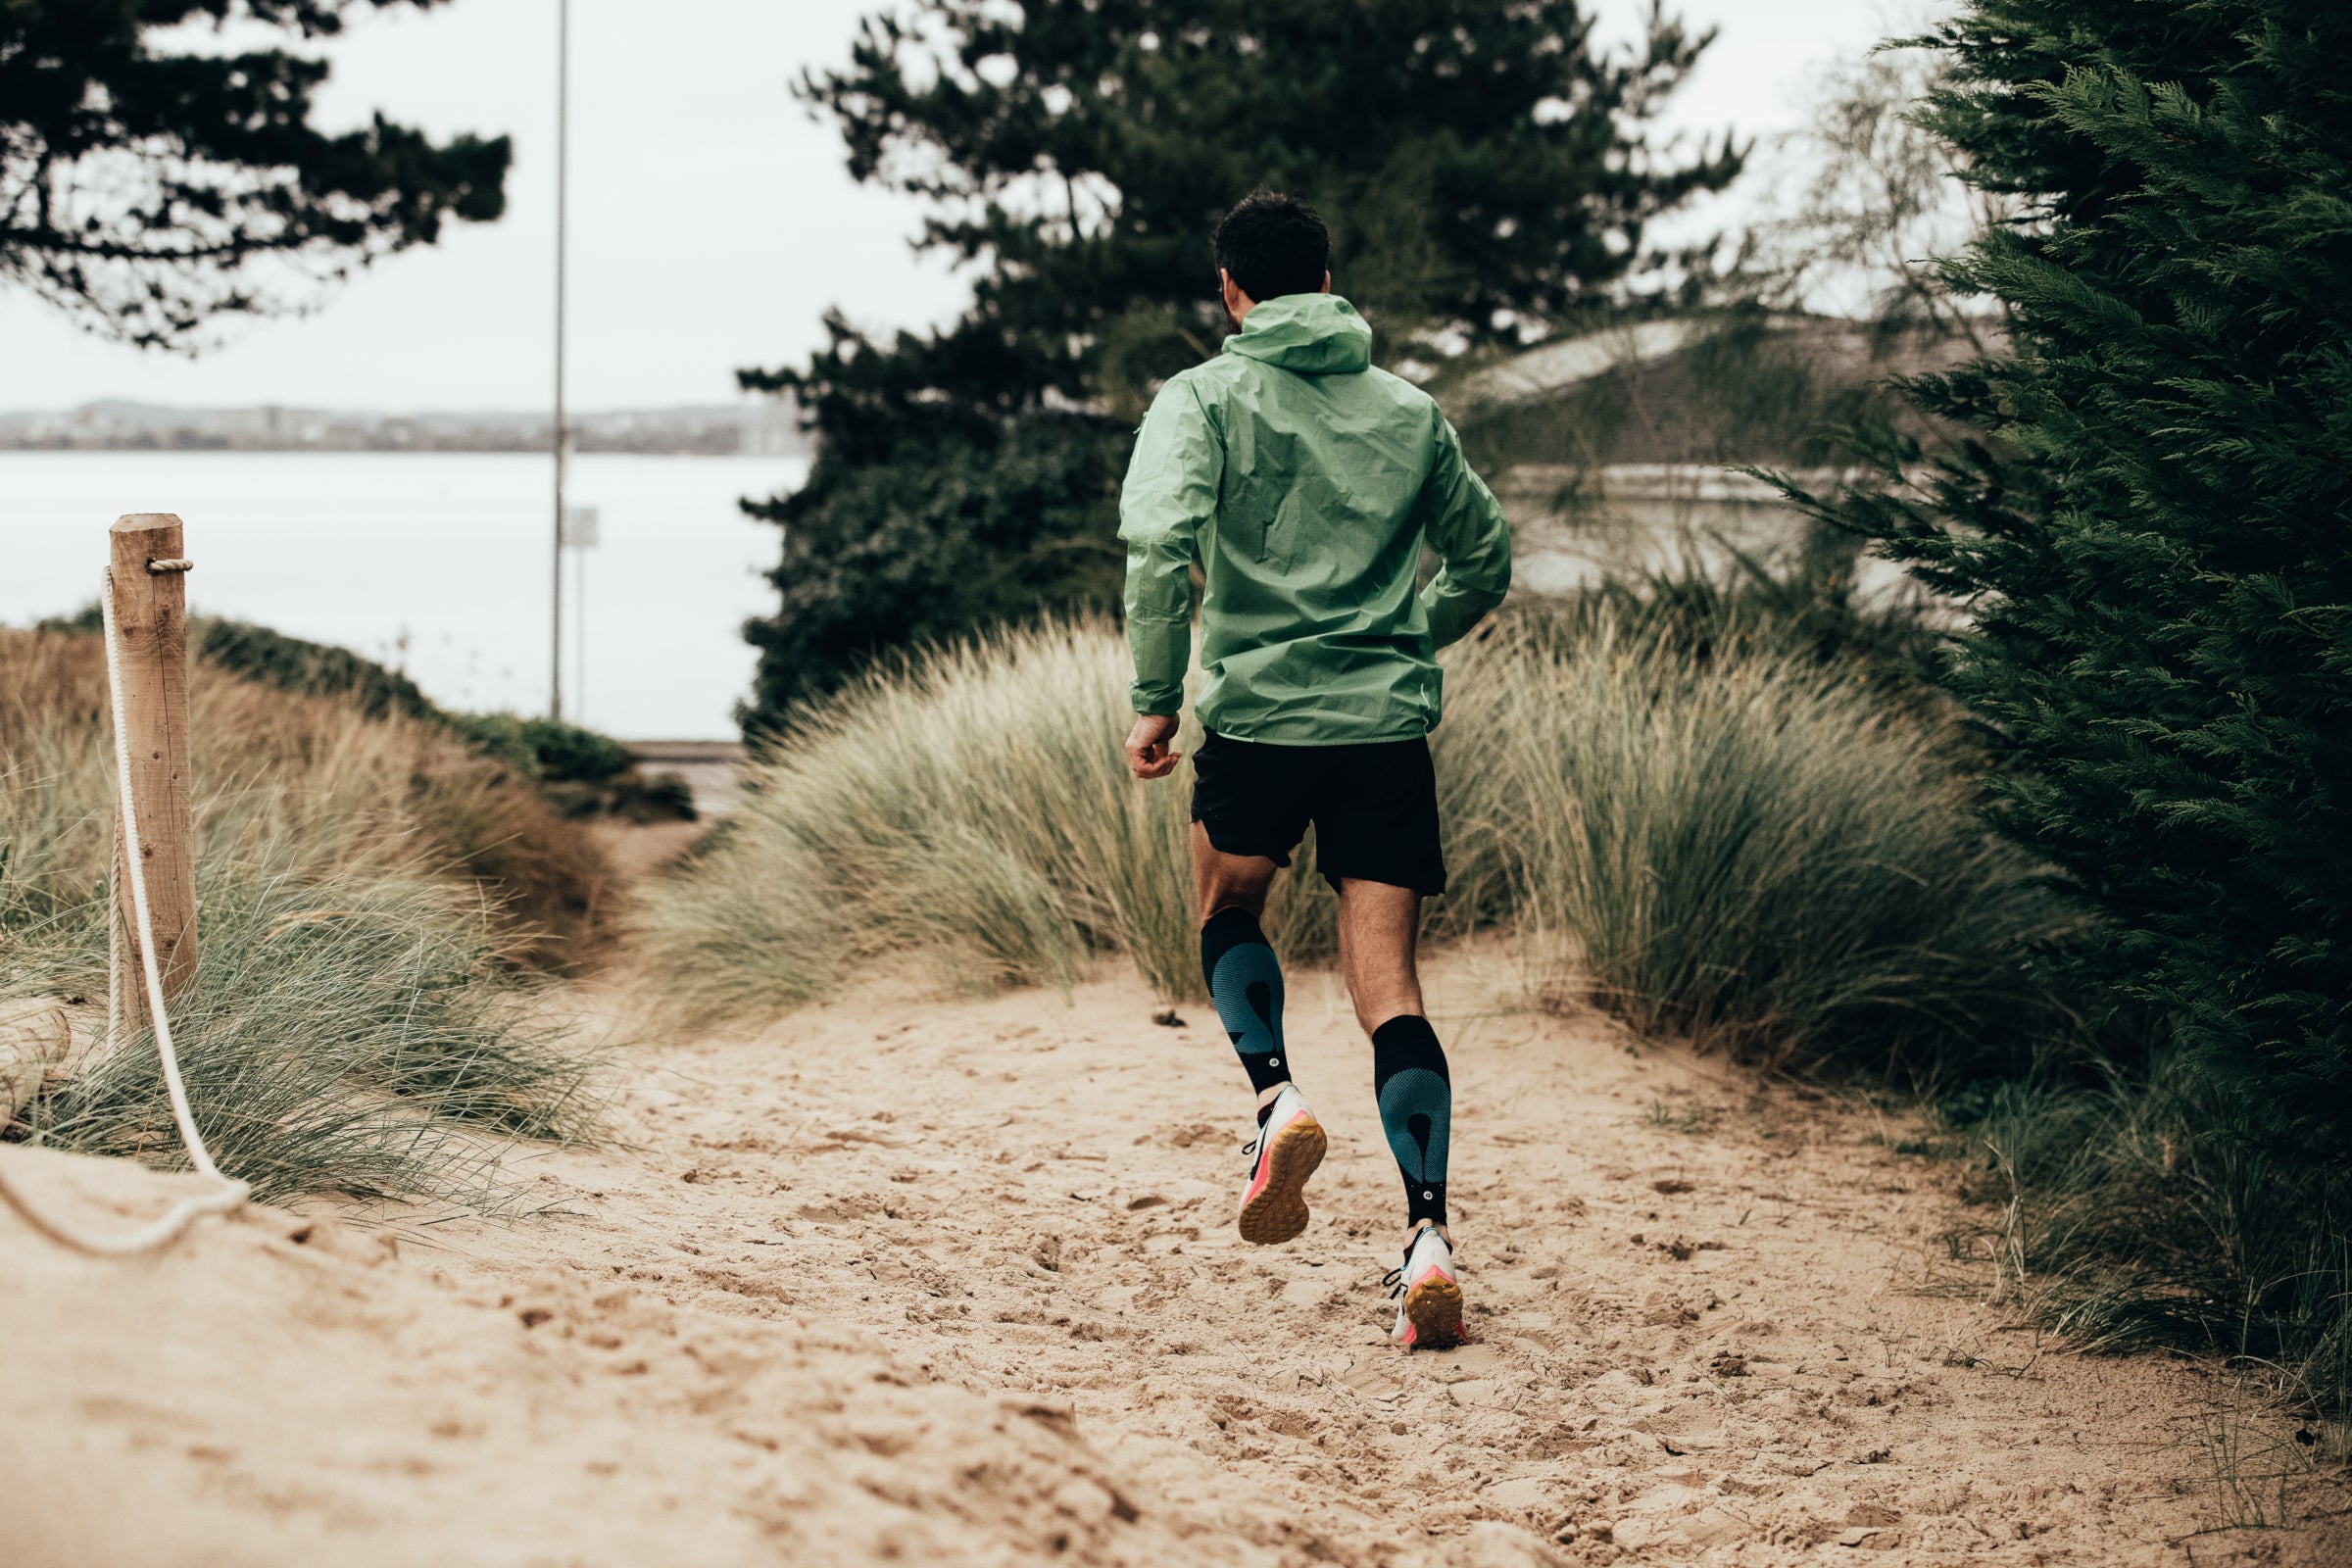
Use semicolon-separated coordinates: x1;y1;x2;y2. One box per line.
1386;1223;1463;1348
1237;1085;1326;1245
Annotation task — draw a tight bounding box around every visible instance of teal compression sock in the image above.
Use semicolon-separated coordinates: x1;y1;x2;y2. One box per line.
1200;907;1291;1103
1372;1014;1450;1228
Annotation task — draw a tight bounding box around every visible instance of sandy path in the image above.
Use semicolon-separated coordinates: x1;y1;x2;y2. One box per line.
9;952;2346;1564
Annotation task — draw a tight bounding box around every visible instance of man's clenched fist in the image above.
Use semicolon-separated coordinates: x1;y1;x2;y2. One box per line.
1125;713;1183;780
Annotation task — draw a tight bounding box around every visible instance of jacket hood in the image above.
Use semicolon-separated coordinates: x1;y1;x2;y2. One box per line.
1223;293;1372;375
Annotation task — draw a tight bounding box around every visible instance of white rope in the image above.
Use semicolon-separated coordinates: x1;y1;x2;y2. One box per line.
0;564;247;1253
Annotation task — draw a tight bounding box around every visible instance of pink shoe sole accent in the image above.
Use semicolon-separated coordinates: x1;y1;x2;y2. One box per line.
1237;1112;1326;1245
1396;1266;1463;1349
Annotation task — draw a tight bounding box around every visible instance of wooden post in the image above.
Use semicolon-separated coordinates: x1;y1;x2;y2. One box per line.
107;514;199;1010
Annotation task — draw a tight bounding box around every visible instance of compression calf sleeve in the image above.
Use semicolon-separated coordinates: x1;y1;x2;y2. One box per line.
1372;1014;1450;1229
1200;907;1292;1105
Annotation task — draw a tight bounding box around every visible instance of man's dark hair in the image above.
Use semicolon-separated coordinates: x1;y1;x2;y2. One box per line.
1214;190;1330;303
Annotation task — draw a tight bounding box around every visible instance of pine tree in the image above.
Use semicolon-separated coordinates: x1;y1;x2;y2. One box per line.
1788;1;2352;1139
2;2;510;348
739;0;1740;726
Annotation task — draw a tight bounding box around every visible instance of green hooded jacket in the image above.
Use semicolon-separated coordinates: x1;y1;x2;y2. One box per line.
1118;292;1513;745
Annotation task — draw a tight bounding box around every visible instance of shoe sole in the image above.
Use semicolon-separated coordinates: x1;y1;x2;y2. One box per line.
1237;1113;1326;1245
1400;1273;1464;1349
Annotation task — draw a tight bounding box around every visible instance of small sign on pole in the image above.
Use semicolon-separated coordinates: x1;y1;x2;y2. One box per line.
561;506;598;721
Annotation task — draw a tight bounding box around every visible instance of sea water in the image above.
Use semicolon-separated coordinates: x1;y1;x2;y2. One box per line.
0;451;808;740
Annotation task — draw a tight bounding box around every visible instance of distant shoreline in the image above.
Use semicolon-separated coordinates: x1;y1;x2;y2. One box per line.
0;400;809;459
0;445;798;459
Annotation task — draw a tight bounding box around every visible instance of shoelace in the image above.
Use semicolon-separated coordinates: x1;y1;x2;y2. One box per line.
1382;1243;1424;1299
1240;1111;1281;1164
1384;1231;1449;1298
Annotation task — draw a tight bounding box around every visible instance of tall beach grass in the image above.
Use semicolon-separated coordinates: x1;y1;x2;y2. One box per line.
1;628;603;1205
1923;1054;2352;1425
1440;612;2073;1078
0;628;612;968
9;864;597;1207
639;607;2065;1084
636;625;1212;1017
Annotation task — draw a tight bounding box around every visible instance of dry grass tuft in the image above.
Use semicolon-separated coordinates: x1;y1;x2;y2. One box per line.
1440;612;2075;1078
0;628;612;968
635;611;2064;1088
631;622;1217;1019
1;627;605;1204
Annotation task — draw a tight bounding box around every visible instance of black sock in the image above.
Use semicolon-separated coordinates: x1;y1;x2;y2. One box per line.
1200;907;1291;1107
1372;1014;1450;1229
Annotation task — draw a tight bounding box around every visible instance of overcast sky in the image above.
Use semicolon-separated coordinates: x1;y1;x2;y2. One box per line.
0;0;1906;415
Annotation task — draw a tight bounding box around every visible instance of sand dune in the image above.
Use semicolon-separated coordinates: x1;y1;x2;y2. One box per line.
8;953;2346;1564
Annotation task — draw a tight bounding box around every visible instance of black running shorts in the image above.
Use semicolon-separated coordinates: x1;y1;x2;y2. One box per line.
1189;731;1446;896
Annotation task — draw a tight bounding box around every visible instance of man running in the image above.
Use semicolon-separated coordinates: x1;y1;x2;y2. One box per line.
1118;190;1513;1349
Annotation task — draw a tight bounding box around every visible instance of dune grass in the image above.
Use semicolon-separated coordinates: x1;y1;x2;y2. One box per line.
1;627;603;1205
0;628;612;969
1440;612;2074;1078
1934;1057;2352;1425
9;864;597;1207
638;605;2064;1085
635;625;1207;1018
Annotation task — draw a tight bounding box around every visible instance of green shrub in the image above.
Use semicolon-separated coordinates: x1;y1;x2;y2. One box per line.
605;771;697;823
1780;0;2352;1143
197;617;439;722
447;711;633;785
111;612;639;790
1758;2;2352;1417
33;610;641;814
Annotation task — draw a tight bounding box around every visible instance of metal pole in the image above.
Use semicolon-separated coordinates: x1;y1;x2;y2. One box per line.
575;541;587;723
549;0;569;720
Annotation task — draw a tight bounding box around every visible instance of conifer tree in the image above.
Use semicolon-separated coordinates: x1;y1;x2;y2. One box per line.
740;0;1740;725
1788;1;2352;1138
2;2;510;348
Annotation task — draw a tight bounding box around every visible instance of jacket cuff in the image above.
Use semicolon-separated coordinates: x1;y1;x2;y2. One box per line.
1130;687;1184;717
